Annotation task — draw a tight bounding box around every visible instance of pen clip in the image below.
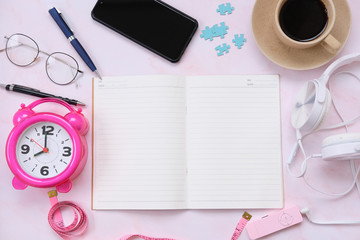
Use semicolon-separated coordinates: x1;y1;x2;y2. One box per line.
55;7;75;34
54;7;61;14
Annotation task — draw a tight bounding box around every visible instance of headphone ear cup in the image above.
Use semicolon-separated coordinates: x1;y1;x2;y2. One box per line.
321;133;360;161
311;88;332;131
292;80;331;132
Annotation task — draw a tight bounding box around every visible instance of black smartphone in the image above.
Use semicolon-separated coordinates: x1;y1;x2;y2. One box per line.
91;0;198;63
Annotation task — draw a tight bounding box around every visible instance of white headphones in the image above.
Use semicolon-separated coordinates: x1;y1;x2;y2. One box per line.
289;52;360;164
289;53;360;225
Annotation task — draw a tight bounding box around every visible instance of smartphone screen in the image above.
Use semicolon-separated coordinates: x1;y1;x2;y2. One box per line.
91;0;198;62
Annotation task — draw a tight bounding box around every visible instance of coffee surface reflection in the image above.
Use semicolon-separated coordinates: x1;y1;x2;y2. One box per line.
279;0;328;42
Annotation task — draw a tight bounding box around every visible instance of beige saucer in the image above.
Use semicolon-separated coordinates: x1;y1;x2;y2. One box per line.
252;0;351;70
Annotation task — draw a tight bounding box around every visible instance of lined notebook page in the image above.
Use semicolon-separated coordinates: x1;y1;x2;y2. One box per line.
93;76;187;209
92;75;283;210
186;75;283;208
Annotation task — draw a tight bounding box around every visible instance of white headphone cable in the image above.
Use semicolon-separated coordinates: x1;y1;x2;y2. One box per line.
302;165;360;197
301;207;360;225
287;129;360;197
350;160;360;195
287;114;360;165
297;132;360;197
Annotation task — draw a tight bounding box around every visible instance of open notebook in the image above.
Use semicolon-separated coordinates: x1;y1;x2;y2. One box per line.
92;75;283;210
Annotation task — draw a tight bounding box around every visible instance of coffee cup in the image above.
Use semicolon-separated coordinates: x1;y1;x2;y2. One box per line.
274;0;341;53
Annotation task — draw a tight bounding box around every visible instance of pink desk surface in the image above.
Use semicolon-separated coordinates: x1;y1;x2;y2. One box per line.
1;0;360;239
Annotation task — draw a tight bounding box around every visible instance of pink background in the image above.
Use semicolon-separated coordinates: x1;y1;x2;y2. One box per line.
1;0;360;239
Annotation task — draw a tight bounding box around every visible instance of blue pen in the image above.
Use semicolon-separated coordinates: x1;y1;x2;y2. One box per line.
49;7;102;79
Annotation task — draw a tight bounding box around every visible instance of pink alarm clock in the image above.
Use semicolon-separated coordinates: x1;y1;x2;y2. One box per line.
5;98;89;193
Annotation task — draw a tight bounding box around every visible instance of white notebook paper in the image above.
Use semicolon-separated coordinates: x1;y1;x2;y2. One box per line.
92;75;283;210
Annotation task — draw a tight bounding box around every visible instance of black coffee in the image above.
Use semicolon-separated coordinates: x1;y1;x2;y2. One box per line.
279;0;328;42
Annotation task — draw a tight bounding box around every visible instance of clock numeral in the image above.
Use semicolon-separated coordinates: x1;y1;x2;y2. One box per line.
62;147;72;157
42;125;54;135
40;166;49;176
21;144;30;154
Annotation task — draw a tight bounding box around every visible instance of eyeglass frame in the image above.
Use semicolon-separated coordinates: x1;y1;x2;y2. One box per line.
0;33;84;85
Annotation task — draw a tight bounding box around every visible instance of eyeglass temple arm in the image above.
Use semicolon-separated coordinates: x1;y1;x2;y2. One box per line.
0;36;10;52
0;36;7;52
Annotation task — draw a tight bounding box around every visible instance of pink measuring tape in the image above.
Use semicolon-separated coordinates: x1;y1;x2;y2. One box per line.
47;190;178;240
48;190;88;239
231;212;252;240
120;235;178;240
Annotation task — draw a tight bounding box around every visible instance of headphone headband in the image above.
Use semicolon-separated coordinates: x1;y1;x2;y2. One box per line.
319;53;360;85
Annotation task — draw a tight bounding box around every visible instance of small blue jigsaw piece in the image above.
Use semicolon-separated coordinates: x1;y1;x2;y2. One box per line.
215;43;230;56
217;3;235;15
232;34;247;49
200;22;229;41
200;26;215;41
212;22;229;39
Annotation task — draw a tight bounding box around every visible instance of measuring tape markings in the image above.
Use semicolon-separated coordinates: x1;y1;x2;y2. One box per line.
231;212;252;240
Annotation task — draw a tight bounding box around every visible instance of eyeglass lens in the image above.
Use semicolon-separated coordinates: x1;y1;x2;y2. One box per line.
5;33;39;66
46;52;79;85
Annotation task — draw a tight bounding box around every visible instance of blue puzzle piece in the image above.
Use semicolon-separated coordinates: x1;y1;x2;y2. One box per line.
217;3;235;15
232;34;247;49
215;43;230;56
200;26;215;41
200;22;229;41
212;22;229;39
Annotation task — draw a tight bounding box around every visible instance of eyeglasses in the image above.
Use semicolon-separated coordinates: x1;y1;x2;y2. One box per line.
0;33;83;85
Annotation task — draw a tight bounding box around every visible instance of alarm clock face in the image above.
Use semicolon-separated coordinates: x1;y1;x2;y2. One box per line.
16;121;73;179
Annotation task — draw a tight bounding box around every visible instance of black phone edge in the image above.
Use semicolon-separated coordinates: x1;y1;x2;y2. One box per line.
91;0;198;63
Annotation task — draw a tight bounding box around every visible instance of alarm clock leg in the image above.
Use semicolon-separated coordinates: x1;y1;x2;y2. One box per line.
12;177;28;190
56;179;72;193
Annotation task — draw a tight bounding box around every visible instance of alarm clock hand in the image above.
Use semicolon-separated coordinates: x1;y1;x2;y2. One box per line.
44;133;48;149
34;150;45;157
31;138;49;153
33;134;49;157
